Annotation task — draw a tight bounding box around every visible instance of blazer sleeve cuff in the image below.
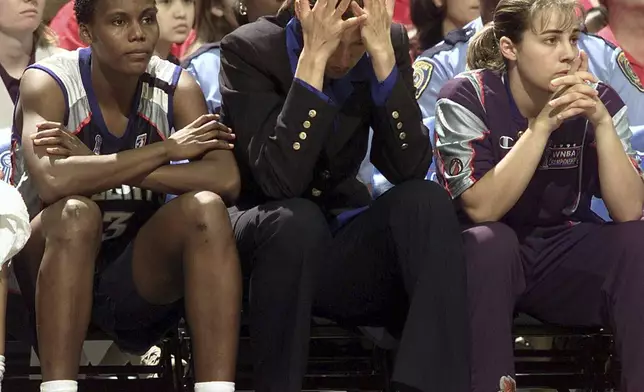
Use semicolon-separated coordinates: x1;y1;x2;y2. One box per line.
376;74;428;150
273;80;340;155
294;78;334;105
370;68;398;107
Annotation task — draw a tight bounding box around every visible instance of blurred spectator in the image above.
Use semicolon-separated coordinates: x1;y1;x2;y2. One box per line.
154;0;196;63
599;0;644;82
49;0;196;58
1;2;63;181
581;0;609;33
185;0;240;58
394;0;412;24
410;0;480;52
579;0;643;84
183;0;282;113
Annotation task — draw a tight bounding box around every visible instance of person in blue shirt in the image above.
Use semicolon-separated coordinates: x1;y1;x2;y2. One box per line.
409;0;480;51
370;0;644;206
414;0;644;171
218;0;471;390
183;0;284;113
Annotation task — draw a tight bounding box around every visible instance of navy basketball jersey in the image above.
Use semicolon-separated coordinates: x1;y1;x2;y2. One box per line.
13;47;182;260
434;69;641;228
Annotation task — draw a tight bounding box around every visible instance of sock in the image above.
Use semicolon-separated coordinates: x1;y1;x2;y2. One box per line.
194;381;235;392
40;380;78;392
0;355;5;392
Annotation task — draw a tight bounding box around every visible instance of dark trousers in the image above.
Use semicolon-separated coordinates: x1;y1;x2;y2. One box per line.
230;198;328;392
464;221;644;392
231;180;470;392
315;180;470;392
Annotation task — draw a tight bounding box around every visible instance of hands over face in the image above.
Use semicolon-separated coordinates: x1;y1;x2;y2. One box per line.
296;0;396;60
350;0;395;56
296;0;367;60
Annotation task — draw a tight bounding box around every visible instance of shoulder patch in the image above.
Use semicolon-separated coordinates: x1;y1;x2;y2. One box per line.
413;60;434;100
617;51;644;92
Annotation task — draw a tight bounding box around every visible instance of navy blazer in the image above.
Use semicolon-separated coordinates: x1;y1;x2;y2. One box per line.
220;9;431;215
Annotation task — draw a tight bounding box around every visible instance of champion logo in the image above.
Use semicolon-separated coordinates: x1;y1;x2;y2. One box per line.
499;136;515;150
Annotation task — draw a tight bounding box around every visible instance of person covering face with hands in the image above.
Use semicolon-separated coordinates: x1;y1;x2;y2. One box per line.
218;0;471;390
294;0;398;83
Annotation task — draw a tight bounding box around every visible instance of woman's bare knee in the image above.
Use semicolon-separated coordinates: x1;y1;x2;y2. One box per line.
42;196;103;244
179;191;229;231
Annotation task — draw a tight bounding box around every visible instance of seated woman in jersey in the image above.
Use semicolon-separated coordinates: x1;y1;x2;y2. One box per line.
0;0;64;384
12;0;242;391
433;0;644;390
183;0;283;113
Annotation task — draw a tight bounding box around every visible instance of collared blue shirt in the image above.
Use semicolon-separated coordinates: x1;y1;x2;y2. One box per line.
370;17;644;217
415;17;644;142
185;46;223;114
285;17;397;108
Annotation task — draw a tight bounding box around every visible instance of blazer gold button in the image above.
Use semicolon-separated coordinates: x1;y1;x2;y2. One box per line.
293;142;301;150
399;132;407;140
396;122;403;130
312;188;322;197
392;111;399;119
299;132;307;140
308;110;317;118
303;120;311;129
321;170;331;180
401;143;409;150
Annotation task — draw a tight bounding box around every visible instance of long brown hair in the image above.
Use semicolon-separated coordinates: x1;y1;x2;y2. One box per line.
466;0;583;71
410;0;446;51
194;0;240;43
35;23;58;48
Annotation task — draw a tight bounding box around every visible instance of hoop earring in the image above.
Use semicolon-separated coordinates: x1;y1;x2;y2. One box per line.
238;1;248;16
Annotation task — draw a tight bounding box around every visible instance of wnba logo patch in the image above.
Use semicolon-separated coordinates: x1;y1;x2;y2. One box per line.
93;134;102;155
539;144;581;170
135;133;147;149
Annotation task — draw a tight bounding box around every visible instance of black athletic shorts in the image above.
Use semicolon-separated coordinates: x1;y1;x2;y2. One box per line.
91;242;183;354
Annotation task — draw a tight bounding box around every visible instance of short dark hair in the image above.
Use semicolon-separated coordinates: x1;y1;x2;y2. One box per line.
74;0;100;25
